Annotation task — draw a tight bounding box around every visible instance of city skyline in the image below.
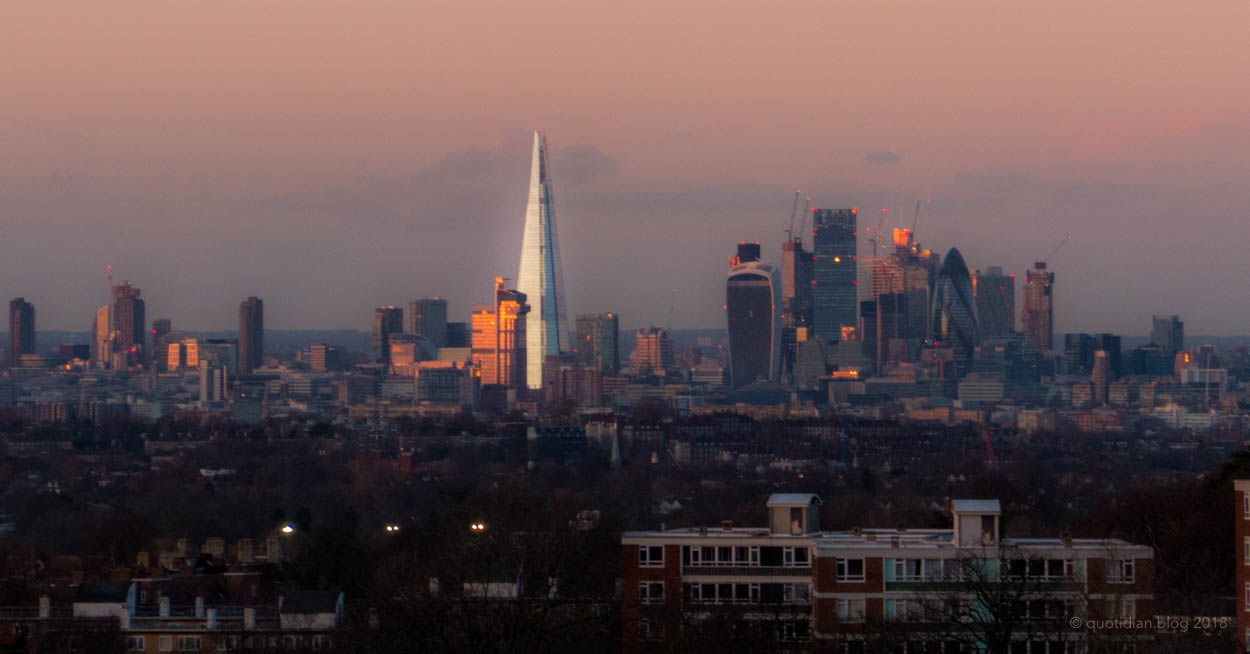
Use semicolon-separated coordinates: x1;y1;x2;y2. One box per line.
2;2;1249;336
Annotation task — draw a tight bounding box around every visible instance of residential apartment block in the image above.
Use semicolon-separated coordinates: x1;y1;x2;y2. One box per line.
623;494;1153;651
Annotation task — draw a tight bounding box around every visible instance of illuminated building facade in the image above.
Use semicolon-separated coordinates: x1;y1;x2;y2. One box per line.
630;327;673;374
92;305;111;366
1022;262;1054;351
812;209;858;342
517;131;569;390
726;252;781;389
470;277;529;388
371;306;403;366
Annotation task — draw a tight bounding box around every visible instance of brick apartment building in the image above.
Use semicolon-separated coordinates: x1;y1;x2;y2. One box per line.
623;493;1153;652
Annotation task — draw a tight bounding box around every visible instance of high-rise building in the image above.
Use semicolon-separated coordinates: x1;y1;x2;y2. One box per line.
309;344;341;372
1093;333;1122;381
8;298;35;368
812;209;858;342
574;313;619;374
780;237;813;376
1092;349;1109;406
930;248;980;370
1021;262;1054;351
408;298;449;348
728;241;761;267
726;252;781;389
111;283;146;369
92;305;111;366
630;326;673;373
974;266;1015;339
1151;315;1184;358
239;297;264;374
517;131;570;390
470;278;529;388
152;318;172;345
446;322;469;348
372;306;403;365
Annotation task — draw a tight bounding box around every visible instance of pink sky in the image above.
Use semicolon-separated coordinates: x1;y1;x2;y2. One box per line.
2;1;1249;334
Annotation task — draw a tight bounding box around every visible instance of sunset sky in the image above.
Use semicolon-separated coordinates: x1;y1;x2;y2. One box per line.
3;1;1249;335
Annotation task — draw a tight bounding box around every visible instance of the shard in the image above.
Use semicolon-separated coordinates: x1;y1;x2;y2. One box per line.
517;131;569;389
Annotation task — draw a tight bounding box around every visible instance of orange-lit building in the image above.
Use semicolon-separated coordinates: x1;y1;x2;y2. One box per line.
471;277;529;388
630;326;673;374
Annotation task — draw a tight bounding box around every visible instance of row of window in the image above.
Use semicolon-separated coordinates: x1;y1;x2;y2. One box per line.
681;582;811;605
638;544;816;568
126;635;330;651
683;545;810;567
831;642;1096;654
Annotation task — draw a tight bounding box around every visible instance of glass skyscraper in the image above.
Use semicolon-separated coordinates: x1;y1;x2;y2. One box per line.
726;254;781;389
812;209;858;342
930;248;979;369
517;131;569;390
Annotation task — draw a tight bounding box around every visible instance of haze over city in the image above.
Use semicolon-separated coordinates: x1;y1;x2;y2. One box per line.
3;0;1249;335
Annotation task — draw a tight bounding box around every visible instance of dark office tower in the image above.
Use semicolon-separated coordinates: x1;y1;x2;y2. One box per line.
1151;315;1184;356
1021;262;1054;351
812;208;858;341
726;254;781;388
1093;333;1122;381
372;306;403;365
575;312;620;374
781;237;814;377
238;297;264;374
111;283;145;368
859;300;878;368
974;266;1015;339
728;241;761;267
875;293;908;369
152;318;172;343
1063;333;1095;376
930;248;979;370
408;298;449;348
8;298;35;368
445;322;469;348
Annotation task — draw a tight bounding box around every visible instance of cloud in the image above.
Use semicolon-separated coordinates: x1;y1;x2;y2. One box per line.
864;150;903;165
552;145;620;185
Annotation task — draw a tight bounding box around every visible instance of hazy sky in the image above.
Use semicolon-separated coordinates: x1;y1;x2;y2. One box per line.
3;1;1249;336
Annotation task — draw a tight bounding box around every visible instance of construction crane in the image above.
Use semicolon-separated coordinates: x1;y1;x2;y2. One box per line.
797;196;812;244
666;288;679;330
910;198;931;236
1043;235;1072;262
868;208;890;256
784;189;801;243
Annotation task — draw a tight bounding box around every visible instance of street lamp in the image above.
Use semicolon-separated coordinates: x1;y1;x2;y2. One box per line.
281;524;295;534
